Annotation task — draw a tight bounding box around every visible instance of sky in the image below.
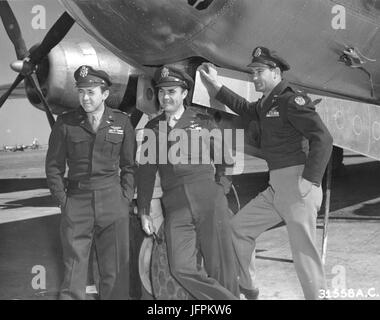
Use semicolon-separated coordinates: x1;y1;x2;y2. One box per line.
0;0;99;146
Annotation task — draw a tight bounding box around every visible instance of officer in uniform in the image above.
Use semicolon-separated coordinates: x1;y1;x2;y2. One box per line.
136;66;239;300
46;65;135;299
199;47;333;300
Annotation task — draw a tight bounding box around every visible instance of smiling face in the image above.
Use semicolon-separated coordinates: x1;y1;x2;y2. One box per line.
77;85;109;114
157;85;188;115
249;66;281;95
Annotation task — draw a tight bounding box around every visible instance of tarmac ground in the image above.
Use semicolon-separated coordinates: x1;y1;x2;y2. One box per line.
0;148;379;300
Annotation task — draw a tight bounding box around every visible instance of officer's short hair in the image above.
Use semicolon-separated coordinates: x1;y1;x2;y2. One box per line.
99;85;110;93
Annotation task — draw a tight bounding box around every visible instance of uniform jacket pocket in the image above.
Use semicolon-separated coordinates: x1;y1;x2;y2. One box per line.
68;136;91;159
105;133;124;158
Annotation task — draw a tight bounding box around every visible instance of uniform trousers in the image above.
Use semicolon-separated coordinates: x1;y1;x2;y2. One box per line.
231;165;327;299
59;184;129;300
162;179;239;300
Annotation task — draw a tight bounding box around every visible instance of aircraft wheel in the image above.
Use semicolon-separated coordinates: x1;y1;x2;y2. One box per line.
150;224;190;300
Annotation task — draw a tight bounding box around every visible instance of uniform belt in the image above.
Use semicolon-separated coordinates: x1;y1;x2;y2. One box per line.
67;176;118;191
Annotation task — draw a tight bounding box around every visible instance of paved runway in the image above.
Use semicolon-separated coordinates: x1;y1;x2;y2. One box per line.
0;149;379;300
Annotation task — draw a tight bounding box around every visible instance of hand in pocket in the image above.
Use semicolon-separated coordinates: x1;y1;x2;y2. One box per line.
298;177;313;197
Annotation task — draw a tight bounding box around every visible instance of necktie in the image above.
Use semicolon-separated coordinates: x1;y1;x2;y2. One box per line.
91;114;100;132
260;95;266;108
168;115;177;128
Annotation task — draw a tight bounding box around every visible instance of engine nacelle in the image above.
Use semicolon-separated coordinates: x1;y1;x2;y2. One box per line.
26;40;141;115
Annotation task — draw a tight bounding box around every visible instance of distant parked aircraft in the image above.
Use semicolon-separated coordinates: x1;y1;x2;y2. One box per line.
2;137;40;152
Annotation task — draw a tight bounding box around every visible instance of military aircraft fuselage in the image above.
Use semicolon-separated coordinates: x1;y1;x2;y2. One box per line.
61;0;380;103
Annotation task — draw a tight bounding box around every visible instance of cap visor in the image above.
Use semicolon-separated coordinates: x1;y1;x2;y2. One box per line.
155;81;187;88
75;82;104;88
247;62;271;68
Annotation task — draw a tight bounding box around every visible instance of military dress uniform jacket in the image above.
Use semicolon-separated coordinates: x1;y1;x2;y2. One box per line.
45;106;135;205
136;106;239;299
136;106;233;216
215;80;333;185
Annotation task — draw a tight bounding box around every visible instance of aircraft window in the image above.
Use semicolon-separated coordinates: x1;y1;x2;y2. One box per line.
187;0;213;11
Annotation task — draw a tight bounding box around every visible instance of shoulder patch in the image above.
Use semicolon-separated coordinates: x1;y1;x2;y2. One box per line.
294;96;306;106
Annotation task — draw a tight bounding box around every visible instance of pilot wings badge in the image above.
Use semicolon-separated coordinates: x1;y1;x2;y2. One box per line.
188;121;203;130
108;126;124;134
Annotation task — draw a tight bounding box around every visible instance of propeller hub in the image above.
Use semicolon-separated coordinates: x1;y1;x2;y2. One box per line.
10;60;23;73
10;59;35;75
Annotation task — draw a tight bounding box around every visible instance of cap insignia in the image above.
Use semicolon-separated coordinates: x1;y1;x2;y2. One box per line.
79;66;88;77
161;67;170;78
254;47;262;57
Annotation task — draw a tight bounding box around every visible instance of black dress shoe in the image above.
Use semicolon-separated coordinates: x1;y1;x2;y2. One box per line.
239;286;259;300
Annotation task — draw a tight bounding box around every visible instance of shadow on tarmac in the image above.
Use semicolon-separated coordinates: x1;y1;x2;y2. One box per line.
230;161;380;220
0;178;47;193
0;195;55;209
353;202;380;217
0;215;63;300
0;158;379;299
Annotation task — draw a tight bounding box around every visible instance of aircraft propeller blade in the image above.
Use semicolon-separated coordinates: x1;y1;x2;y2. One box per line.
0;1;29;60
0;74;25;109
0;6;74;125
26;73;55;128
29;12;75;65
